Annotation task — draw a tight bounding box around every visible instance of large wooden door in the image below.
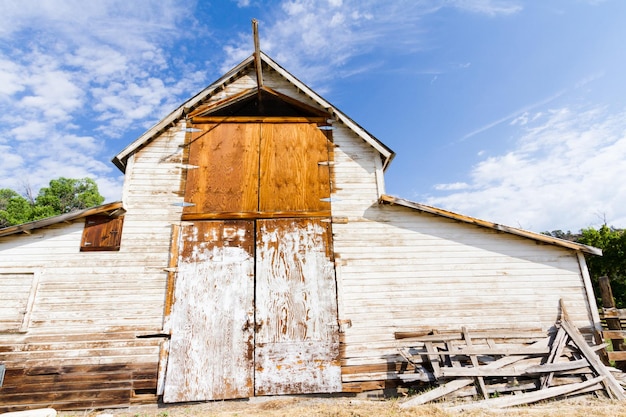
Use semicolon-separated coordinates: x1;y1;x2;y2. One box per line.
163;220;255;402
164;119;339;401
254;218;341;395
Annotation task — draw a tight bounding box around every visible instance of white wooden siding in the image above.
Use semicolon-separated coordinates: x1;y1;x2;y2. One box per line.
0;63;599;401
0;122;186;377
0;273;36;332
331;206;595;377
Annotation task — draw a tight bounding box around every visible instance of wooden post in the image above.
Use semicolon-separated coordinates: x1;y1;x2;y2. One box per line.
252;18;264;107
598;276;626;369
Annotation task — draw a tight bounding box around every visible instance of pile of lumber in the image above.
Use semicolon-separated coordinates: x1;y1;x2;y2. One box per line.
397;302;625;410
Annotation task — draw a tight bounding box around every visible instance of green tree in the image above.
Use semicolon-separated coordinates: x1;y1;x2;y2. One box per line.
0;189;33;228
578;225;626;308
34;178;104;217
0;177;105;228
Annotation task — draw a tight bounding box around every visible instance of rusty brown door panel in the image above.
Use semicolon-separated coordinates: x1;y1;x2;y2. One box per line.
259;123;331;213
184;123;261;214
254;218;341;395
163;220;255;402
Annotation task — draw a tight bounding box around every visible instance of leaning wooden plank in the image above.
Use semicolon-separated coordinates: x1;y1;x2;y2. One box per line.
400;378;474;408
424;342;441;379
462;327;487;399
448;376;605;411
541;326;568;389
400;337;551;409
560;314;626;400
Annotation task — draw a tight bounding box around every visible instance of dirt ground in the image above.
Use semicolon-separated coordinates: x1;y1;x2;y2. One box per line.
62;395;626;417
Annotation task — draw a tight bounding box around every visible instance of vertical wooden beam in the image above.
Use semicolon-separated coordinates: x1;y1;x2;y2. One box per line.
252;18;264;104
599;276;626;363
577;252;602;325
462;327;487;399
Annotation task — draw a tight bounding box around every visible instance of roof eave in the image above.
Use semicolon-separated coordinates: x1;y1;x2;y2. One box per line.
112;55;257;172
0;201;125;238
259;52;395;169
112;52;395;172
379;195;602;256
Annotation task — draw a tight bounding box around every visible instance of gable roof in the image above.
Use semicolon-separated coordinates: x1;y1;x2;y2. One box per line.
112;52;395;172
379;195;602;256
0;202;124;238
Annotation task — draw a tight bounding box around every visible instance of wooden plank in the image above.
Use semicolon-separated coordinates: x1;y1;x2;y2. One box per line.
424;342;441;379
401;378;474;407
181;210;331;220
461;327;487;399
191;116;328;123
441;346;551;356
259;123;331;212
601;308;626;319
163;220;255;402
449;376;605;411
254;218;341;395
540;325;568;389
400;338;550;408
608;351;626;361
559;307;626;400
163;224;180;320
395;329;547;342
601;330;626;339
524;359;590;374
441;363;590;377
183;123;260;214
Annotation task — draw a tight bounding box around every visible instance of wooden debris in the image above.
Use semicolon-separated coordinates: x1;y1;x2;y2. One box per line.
399;300;625;409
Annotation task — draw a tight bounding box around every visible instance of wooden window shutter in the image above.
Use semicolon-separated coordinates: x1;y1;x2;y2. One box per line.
80;215;124;251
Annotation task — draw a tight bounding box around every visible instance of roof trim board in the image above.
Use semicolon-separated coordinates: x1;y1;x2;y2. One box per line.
189;86;331;119
112;52;395;172
379;195;602;256
0;202;125;238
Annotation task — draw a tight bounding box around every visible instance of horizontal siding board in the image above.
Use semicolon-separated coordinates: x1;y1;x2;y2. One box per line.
332;202;595;375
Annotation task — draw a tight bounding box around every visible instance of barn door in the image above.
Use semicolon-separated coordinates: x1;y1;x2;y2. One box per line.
254;218;342;395
163;220;255;403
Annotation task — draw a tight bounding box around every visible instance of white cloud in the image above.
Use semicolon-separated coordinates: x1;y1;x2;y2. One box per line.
448;0;522;16
222;0;522;87
0;0;211;203
434;182;470;191
425;106;626;231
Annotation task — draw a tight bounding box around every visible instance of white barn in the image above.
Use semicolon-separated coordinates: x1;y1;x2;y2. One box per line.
0;51;602;411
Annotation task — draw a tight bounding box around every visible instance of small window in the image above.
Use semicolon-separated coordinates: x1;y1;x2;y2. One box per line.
81;215;124;251
0;273;37;333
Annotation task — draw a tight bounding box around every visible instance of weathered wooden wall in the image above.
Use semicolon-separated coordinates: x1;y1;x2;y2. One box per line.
0;64;600;408
0;122;187;411
328;123;597;390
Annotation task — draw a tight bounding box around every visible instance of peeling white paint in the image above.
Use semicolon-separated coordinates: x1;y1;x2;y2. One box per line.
255;219;341;395
163;222;254;402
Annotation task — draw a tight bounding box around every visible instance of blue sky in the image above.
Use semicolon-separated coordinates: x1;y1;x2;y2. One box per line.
1;0;625;232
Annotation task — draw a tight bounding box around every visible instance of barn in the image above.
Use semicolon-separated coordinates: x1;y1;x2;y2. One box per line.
0;50;603;411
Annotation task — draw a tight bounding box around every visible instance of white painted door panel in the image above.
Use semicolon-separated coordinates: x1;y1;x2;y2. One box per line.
163;221;255;402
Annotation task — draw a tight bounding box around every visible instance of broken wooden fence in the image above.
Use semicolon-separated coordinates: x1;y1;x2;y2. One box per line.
598;275;626;369
397;302;625;409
